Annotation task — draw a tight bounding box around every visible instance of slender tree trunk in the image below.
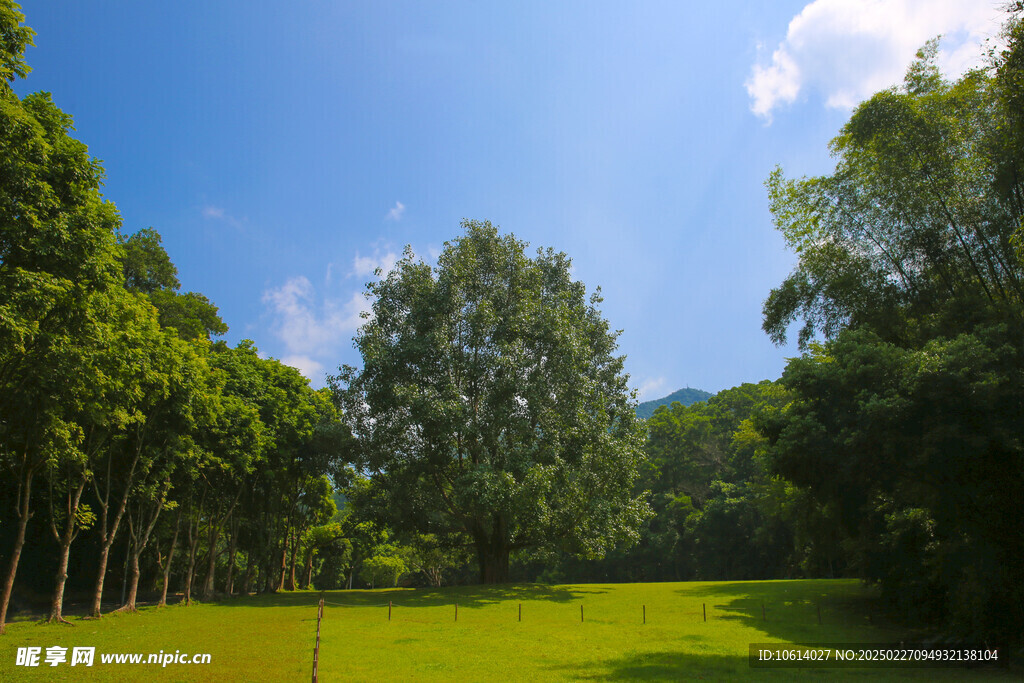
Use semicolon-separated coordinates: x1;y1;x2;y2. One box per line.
119;551;142;613
158;514;180;607
278;542;288;592
304;550;314;589
89;447;141;618
242;550;255;595
224;517;239;596
287;529;299;591
0;465;34;634
201;523;221;600
117;489;167;613
48;475;87;623
182;517;200;605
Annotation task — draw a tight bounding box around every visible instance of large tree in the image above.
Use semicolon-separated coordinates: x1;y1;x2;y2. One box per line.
332;220;649;583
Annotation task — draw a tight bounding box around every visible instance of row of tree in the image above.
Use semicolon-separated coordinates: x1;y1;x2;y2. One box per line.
0;2;351;632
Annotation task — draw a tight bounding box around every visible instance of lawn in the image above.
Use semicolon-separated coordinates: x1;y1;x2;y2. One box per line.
0;580;1015;681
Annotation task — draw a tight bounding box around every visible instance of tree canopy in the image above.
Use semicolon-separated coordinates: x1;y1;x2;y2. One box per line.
332;220;650;583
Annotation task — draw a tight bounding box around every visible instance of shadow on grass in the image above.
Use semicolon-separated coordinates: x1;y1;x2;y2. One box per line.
677;579;897;644
546;649;1014;680
211;583;609;610
545;651;751;680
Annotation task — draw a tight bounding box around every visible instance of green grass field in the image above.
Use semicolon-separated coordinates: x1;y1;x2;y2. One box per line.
0;580;1016;681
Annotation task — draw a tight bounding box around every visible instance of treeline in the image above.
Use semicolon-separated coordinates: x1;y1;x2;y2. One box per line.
503;382;818;584
0;3;350;632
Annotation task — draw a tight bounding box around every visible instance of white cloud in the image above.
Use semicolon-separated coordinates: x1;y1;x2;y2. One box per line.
746;0;1005;120
386;201;406;221
281;355;325;379
635;377;667;401
352;250;398;278
261;276;370;382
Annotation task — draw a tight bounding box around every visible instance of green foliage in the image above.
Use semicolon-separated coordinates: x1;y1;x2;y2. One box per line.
360;544;408;588
118;226;227;340
0;0;32;86
333;220;650;583
763;324;1024;641
119;227;180;293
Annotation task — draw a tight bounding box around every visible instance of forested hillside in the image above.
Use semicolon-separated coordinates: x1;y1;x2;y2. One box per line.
635;387;713;419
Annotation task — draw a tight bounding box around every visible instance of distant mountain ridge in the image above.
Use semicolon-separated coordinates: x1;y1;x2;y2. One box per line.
635;387;713;420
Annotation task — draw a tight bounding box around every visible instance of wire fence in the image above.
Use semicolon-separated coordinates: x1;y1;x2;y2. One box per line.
315;594;860;626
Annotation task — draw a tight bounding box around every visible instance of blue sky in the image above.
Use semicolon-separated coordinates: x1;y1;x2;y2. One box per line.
16;1;1005;397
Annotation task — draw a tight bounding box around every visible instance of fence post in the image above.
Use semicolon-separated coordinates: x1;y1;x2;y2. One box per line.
388;600;392;621
312;597;324;683
703;603;706;622
643;605;646;625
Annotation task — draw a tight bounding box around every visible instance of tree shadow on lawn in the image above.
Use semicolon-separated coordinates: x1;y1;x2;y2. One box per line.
545;649;1014;681
545;651;761;681
677;580;899;644
212;583;608;610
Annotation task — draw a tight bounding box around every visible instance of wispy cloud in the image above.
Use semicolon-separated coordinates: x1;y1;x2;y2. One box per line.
386;201;406;221
746;0;1004;121
635;377;667;401
201;204;244;229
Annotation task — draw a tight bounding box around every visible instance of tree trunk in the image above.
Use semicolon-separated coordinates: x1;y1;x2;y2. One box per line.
158;520;179;607
287;529;299;591
89;543;112;617
182;520;200;605
201;523;221;600
304;552;314;590
474;519;511;584
117;491;167;613
89;448;141;618
477;543;510;584
224;518;238;596
0;466;34;634
48;476;87;623
242;549;255;595
119;551;141;612
277;543;288;592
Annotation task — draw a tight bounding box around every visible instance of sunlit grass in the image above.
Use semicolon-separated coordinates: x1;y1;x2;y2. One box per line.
0;580;1016;680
